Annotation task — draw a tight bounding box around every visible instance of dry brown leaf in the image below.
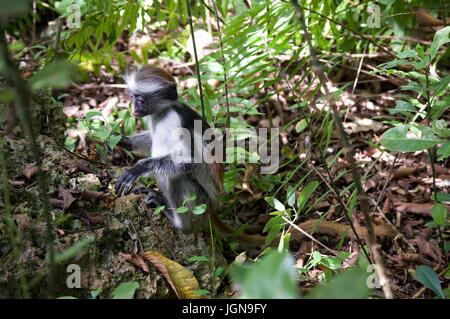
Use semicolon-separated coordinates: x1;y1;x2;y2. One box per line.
142;251;203;299
58;187;76;209
399;253;433;266
413;237;442;263
23;163;38;179
393;166;420;180
395;202;450;217
121;253;150;273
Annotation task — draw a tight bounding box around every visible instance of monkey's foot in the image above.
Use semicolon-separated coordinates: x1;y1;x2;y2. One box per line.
142;190;166;208
132;186;150;194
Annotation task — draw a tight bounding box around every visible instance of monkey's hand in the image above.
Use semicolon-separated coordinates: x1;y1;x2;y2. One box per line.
117;135;132;149
115;164;145;195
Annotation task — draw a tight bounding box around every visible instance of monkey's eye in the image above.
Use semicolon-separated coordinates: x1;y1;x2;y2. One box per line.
134;95;144;104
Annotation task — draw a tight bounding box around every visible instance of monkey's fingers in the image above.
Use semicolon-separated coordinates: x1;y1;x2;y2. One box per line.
132;186;150;194
115;170;138;196
118;136;132;149
143;190;166;208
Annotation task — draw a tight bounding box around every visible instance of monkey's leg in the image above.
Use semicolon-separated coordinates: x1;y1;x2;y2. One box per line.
142;189;167;208
167;177;211;232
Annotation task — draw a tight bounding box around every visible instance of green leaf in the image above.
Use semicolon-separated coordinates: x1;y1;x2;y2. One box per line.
264;216;283;245
379;59;410;69
107;134;122;149
380;124;443;152
153;205;165;215
286;186;296;207
307;267;370;299
430;26;450;60
295;119;308;133
176;206;189;214
436;192;450;203
84;111;102;120
187;255;210;263
388;100;416;115
229;251;299;298
192;204;207;215
297;181;319;212
415;266;445;299
94;127;111;141
431;204;448;226
397;49;417;59
432;120;450;138
29;61;77;91
111;281;140;299
265;197;285;211
437;141;450;160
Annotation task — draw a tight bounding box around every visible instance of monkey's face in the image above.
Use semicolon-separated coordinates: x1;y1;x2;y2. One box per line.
129;92;148;117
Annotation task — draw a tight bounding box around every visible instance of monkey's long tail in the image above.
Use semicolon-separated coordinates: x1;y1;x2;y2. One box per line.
211;214;396;248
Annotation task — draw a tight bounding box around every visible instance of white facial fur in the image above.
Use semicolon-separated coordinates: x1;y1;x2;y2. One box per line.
124;71;163;94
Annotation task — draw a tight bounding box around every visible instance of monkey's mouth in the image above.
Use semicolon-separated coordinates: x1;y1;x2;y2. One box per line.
131;106;145;117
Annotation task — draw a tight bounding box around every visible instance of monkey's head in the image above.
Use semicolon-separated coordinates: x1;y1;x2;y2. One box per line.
125;66;178;117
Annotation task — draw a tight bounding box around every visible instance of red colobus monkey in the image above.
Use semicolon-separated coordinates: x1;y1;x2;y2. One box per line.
115;65;223;233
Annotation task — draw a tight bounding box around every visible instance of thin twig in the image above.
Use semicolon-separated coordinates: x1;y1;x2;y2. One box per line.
282;217;338;256
211;0;231;127
291;0;393;299
186;0;206;120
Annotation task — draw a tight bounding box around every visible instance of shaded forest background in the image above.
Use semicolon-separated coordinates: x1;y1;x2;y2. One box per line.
0;0;449;299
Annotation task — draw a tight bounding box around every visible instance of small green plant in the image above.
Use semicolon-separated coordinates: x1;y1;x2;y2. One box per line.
414;265;446;299
67;108;135;155
176;193;208;215
264;180;320;246
379;26;450;266
379;26;450;159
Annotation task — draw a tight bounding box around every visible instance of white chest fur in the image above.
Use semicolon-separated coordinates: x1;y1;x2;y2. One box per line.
150;110;182;158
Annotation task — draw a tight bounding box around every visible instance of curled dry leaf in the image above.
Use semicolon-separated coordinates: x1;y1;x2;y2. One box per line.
395;202;450;217
58;187;77;209
142;251;203;299
393;166;422;180
413;237;442;264
120;253;150;273
23;163;39;179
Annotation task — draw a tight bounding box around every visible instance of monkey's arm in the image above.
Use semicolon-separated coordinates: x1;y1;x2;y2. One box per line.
115;155;197;195
119;131;152;152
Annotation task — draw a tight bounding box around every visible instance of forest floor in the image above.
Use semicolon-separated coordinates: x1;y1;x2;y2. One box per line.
1;31;449;299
